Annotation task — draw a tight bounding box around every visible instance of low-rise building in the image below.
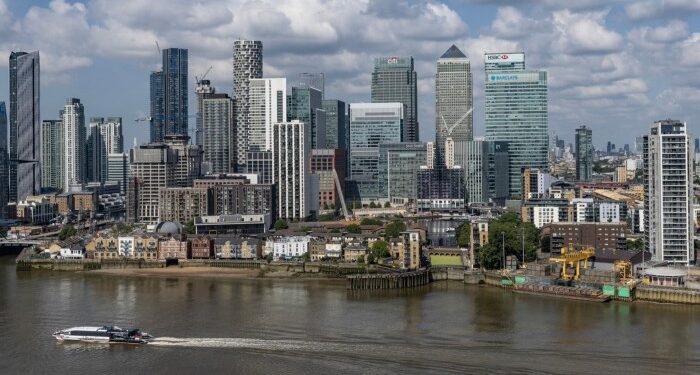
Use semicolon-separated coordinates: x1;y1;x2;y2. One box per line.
133;236;159;260
344;244;368;262
194;214;270;235
545;222;628;254
88;236;120;259
266;235;311;260
159;236;189;260
190;236;214;259
16;196;55;224
215;237;262;259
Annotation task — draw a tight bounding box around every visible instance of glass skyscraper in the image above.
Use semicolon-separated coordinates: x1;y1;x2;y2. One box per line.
575;125;593;181
464;140;510;204
0;102;8;217
162;48;188;138
288;86;325;149
378;142;426;205
321;99;347;152
149;71;164;142
371;56;418;142
9;51;41;202
484;52;548;197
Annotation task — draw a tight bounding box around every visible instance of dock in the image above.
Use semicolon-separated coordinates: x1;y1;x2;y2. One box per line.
346;269;430;290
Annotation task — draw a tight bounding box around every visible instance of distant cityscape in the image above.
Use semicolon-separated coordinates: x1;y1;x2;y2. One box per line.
0;40;698;278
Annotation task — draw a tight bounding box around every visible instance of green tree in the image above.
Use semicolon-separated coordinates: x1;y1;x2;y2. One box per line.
476;213;540;269
627;238;644;251
357;255;365;264
384;201;391;208
384;221;407;239
183;221;196;234
302;251;310;261
273;219;289;230
58;224;77;241
371;240;390;258
541;235;551;253
265;254;273;263
369;201;378;208
112;223;133;237
318;213;335;222
346;223;361;233
360;217;382;226
456;222;471;248
366;253;376;264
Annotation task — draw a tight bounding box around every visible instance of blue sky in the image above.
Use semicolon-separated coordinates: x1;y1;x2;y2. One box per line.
1;0;700;150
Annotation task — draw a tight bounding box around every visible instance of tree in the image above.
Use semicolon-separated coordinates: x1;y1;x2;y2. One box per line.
456;222;470;248
346;223;361;233
371;240;390;258
58;224;77;241
265;254;273;263
475;213;540;269
384;221;407;239
183;221;196;235
112;223;133;237
367;253;376;264
627;238;644;251
360;217;382;226
369;201;378;208
357;255;365;264
273;219;289;230
318;213;335;222
302;251;310;261
384;202;391;208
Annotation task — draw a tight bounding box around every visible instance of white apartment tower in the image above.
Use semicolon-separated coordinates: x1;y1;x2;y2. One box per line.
248;78;287;152
643;120;695;265
272;120;312;220
62;98;86;191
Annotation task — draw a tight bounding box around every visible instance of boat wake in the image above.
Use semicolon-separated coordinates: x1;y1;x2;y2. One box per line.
150;337;347;352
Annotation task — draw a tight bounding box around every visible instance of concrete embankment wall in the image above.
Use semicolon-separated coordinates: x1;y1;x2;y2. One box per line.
347;269;430;290
431;268;467;281
636;286;700;304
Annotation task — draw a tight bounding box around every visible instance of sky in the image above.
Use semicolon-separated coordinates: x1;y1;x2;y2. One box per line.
1;0;700;150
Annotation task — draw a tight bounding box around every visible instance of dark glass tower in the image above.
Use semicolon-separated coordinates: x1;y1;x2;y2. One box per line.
149;71;164;142
0;102;8;217
371;56;418;142
575;125;593;181
288;86;324;149
9;51;41;202
162;48;188;138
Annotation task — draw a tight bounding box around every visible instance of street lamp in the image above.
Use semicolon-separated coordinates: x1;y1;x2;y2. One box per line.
501;232;505;270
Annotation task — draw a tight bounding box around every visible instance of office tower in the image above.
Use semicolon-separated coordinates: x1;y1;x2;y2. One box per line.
635;136;644;155
606;141;612;154
107;153;129;194
484;51;548;197
128;144;177;223
321;99;347;151
464;140;510;204
298;72;324;98
9;51;41;202
0;103;7;217
202;93;234;174
195;79;215;146
149;71;164;142
232;40;263;171
372;56;419;142
62;98;86;191
40;120;64;192
435;46;473;168
309;149;346;209
246;151;273;184
347;103;403;204
248;78;286;152
426;142;434;169
272;120;312;220
575;125;593;181
163;134;202;187
162;48;188;137
416;165;465;212
643;119;694;265
87;117;123;183
288;86;325;149
378;142;426;205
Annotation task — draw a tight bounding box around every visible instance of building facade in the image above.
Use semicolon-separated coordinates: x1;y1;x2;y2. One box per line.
202;93;234;174
128;144;177;223
288;86;325;149
40;120;63;192
371;56;418;142
272;120;312;220
464;140;510;204
575;125;593;181
643;120;694;265
484;52;548;197
149;70;164;142
309;149;346;209
9;51;41;202
158;187;209;224
107;153;129;194
378;142;426;205
232;39;263;171
163;135;202;187
162;48;188;138
321;99;347;152
195;79;215;147
248;78;286;152
62;98;86;191
0;103;6;217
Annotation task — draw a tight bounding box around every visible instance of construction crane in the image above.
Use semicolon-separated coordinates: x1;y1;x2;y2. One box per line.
134;116;152;122
155;40;161;56
195;66;213;85
549;244;595;281
614;260;633;282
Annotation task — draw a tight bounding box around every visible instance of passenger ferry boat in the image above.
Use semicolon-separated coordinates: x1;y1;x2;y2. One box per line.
53;326;153;344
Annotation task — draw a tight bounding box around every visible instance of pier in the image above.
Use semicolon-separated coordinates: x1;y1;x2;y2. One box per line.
346;269;430;290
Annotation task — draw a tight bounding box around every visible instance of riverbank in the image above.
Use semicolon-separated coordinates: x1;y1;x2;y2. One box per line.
89;266;344;281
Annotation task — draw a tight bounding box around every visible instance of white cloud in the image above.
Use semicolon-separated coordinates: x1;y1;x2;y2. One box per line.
626;0;700;20
551;10;623;54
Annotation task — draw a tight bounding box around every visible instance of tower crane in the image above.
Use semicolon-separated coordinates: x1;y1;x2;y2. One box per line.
195;66;213;85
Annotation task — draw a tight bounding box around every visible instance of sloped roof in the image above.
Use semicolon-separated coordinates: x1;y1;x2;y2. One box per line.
440;44;466;59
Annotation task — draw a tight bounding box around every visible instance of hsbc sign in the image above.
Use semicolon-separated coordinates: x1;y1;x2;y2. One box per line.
484;53;524;63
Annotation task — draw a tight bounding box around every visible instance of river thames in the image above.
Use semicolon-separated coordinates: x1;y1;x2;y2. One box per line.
0;256;698;374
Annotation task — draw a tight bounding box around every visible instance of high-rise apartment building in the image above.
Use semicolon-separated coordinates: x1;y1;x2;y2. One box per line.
484;52;548;197
464;140;510;204
128;144;177;223
62;98;86;191
87;117;123;183
0;102;8;217
272;120;312;220
195;79;215;147
162;48;188;137
248;78;286;152
288;86;325;149
40;120;63;192
575;125;593;181
435;46;473;167
163;134;202;187
321;99;347;152
371;56;418;142
309;149;346;209
202;93;234;174
149;71;164;142
643;120;694;265
107;153;129;194
347;103;403;203
232;40;263;171
9;51;41;202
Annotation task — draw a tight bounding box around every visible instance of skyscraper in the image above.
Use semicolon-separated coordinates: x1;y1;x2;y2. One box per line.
347;103;403;204
162;48;188;137
87;117;123;183
202;93;234;174
107;153;129;194
435;46;473;167
575;125;593;181
62;98;86;191
128;144;177;223
40;120;63;192
149;71;164;142
288;86;325;149
484;52;548;197
321;99;347;151
378;142;427;205
0;102;8;217
9;51;41;202
195;79;215;147
643;120;694;265
272;120;312;220
163;134;202;187
298;72;324;98
248;78;286;152
464;140;510;204
232;40;263;171
372;56;419;142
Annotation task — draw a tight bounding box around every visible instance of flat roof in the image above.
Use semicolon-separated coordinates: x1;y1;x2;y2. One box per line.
644;267;687;277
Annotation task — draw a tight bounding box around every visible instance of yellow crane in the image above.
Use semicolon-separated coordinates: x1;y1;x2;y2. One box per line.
549;244;595;281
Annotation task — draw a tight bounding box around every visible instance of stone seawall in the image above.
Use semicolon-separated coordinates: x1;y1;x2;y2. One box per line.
636;286;700;304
